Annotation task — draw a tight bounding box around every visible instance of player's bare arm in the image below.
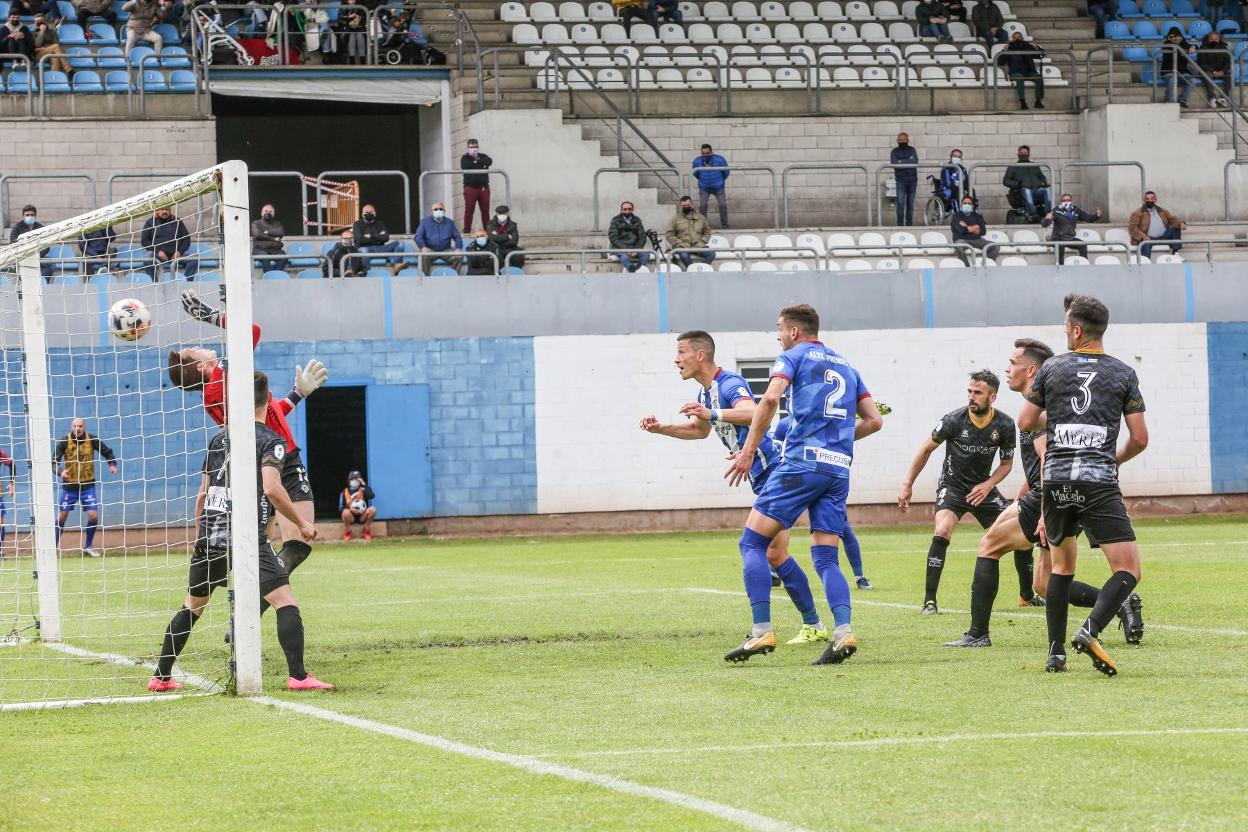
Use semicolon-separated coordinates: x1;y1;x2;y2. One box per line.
679;397;756;426
967;458;1013;506
725;376;786;487
1016;399;1043;433
639;413;711;440
1116;412;1149;466
262;466;317;542
898;436;941;511
855;396;884;440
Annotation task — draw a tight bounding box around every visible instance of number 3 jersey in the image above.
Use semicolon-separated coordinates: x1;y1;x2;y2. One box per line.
769;340;870;477
198;423;287;554
697;367;777;487
1024;350;1146;484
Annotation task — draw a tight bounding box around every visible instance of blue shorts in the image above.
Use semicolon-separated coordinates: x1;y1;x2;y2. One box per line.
753;462;850;535
59;485;99;512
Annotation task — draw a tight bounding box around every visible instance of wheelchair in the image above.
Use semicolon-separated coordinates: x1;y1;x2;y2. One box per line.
1005;187;1044;225
923;174;977;226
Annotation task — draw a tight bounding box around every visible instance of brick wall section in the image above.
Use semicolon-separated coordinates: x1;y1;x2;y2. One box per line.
1208;322;1248;493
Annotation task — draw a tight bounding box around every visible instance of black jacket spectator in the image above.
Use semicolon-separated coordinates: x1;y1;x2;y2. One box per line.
608;211;648;250
1042;203;1100;241
79;226;115;257
351;216;390;247
1197;39;1232;76
9;216;43;243
1;18;35;61
1162;37;1195;74
140;214;190;258
950;209;987;242
890;143;919;185
998;38;1043;76
1003;160;1048;190
324;239;359;277
463;238;500;276
461;150;493;189
250;216;285;255
486;213;524;269
971;1;1003;30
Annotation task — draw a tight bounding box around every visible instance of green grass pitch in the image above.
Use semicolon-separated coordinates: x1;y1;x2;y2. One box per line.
2;514;1247;831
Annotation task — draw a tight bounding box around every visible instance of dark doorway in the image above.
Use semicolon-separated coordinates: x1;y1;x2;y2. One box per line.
305;385;368;520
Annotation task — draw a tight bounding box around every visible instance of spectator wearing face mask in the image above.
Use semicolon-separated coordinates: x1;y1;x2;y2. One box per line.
971;0;1008;51
463;227;500;276
9;204;54;279
324;229;360;277
251;203;286;274
1002;145;1051;222
890;132;919;226
1041;193;1102;264
339;470;376;541
1197;32;1232;108
1129;191;1186;259
140;207;196;280
352;204;401;258
692;143;730;228
487;205;524;272
414;201;463;274
31;14;70;75
1161;31;1196;108
461;138;493;234
608;201;651;273
997;31;1045;110
78;225;116;275
950;195;992;265
665;195;714;268
938;149;970;211
1;14;34;64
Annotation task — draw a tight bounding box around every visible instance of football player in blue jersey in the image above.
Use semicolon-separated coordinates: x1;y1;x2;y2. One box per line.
723;305;884;665
641;330;831;645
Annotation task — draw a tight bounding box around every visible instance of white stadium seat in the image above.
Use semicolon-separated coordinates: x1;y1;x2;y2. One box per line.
703;1;732;20
531;3;559;22
863;66;891;86
687;261;714;271
632;24;660;44
501;3;528;22
795;233;827;255
776;67;805;86
861;22;888;41
734;233;764;256
876;1;903;18
679;1;703;20
789;1;818;20
846;1;872;19
827;232;860;255
765;233;798;256
1094;254;1123;265
921;230;954;254
1154;253;1184;264
833;66;862;86
1011;229;1045;253
905;44;933;65
1062;255;1091;266
1077;228;1109;252
818;1;847;20
782;260;811;271
948;22;973;40
746;23;776;43
559;2;588;21
751;261;779;271
938;257;967;268
589;2;616;20
1042;64;1068;86
709;234;731;250
746;66;775;86
602;22;629;42
762;1;789;19
671;45;700;64
906;257;935;269
571;23;599;43
985;229;1010;246
921;66;951;86
847;44;876;65
733;1;762;20
844;258;875;271
999;256;1028;266
832;22;861;42
541;23;571;43
890;231;918;250
732;44;760;64
804;22;833;41
687;67;716;87
858;231;889;255
889;21;918;42
949;66;978;86
759;44;790;64
642;45;672;66
660;22;690;42
1003;21;1026;37
513;23;540;44
718;260;745;271
655;67;686;87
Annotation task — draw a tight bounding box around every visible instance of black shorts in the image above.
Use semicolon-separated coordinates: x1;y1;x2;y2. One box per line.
1016;488;1045;546
281;448;313;504
1042;481;1135;548
935;485;1008;528
188;540;290;598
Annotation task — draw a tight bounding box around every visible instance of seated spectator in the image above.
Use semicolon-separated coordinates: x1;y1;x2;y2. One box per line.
140;207;196;279
414;201;463;273
352;204;401;256
1002;145;1051;222
1042;193;1102;264
971;0;1008;52
122;0;165;56
940;149;971;207
31;15;70;75
940;0;966;24
486;205;524;272
78;225;116;274
463;228;500;276
1086;0;1117;40
1161;30;1196;108
323;229;361;277
614;0;656;30
665;195;714;268
608;201;651;272
1129;191;1186;259
916;0;952;41
11;0;62;22
1;14;34;65
950;195;992;265
997;31;1045;110
651;0;682;26
72;0;117;28
9;204;53;279
250;204;285;273
339;470;376;541
1198;31;1232;108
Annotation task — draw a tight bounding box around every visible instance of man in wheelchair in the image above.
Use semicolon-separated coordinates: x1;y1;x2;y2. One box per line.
925;150;975;224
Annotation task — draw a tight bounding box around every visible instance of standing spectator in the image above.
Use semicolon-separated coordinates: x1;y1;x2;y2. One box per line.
79;225;116;275
486;205;524;272
140;206;196;279
1;13;34;65
122;0;165;56
414;201;463;273
1161;30;1196;108
251;203;286;274
890;131;919;226
1197;31;1232;108
31;15;70;75
460;138;493;234
12;0;62;21
352;204;401;256
940;0;966;24
652;0;682;26
665;195;715;268
339;470;376;541
1129;190;1186;259
1002;145;1051;221
1041;193;1102;264
73;0;118;28
997;30;1045;110
608;201;651;272
1209;0;1242;29
332;4;368;64
300;0;331;64
692;143;730;228
9;204;54;279
323;229;361;277
463;228;500;276
971;0;1008;51
916;0;952;41
54;417;117;559
950;195;993;265
613;0;656;30
1087;0;1117;40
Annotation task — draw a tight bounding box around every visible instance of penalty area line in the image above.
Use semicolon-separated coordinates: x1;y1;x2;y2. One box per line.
1;693;198;712
251;696;815;832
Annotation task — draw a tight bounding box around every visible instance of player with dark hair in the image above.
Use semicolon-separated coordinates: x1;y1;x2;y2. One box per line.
898;369;1019;615
723;305;884;665
0;448;13;557
54;418;118;559
1018;294;1148;675
148;371;332;692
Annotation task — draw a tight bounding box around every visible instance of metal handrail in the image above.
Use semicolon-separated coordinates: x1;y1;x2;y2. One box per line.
191;3;375;67
689;165;780;228
1150;44;1248;157
106;172;191;203
990;238;1134;266
316;169;411;235
780;164;871;227
1223;159;1248;220
246;170;309;233
501;247;665;273
0;173;97;228
338;249;501;277
988;47;1078;110
873;163;964;225
592;166;682;231
970;161;1054;193
0;53;34;116
417;169;512;217
1056;161;1146;204
815;49;902;114
136;52;199;115
1170;237;1248;262
1081;44;1115;108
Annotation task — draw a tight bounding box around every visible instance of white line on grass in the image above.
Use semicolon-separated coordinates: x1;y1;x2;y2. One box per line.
45;641;225;693
684;588;1248;636
1;693;195;712
253;696;815;832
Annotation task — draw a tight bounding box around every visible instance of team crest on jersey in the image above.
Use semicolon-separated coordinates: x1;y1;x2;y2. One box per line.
273;444;285;461
736;386;751;401
960;429;969;438
991;428;999;443
771;360;786;375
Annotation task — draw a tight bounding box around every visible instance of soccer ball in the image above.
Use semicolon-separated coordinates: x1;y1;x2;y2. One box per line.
109;298;152;341
351;499;367;514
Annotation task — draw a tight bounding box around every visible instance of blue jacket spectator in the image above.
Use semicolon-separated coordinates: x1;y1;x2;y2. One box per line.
890;133;919;226
692;146;729;191
79;225;116;274
140;209;196;278
415;205;463;252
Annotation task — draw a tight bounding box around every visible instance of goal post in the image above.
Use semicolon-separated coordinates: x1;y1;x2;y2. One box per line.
0;162;262;708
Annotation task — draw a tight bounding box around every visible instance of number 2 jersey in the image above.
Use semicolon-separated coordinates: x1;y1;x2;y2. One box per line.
770;340;870;477
697;367;777;489
197;423;287;555
932;407;1017;493
1024;349;1145;484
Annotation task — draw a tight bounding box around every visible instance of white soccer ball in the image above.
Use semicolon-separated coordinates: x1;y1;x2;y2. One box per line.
108;298;152;341
351;499;367;514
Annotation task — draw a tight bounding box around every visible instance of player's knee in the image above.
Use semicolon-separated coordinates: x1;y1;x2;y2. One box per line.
977;534;1003;559
341;510;353;523
765;541;788;568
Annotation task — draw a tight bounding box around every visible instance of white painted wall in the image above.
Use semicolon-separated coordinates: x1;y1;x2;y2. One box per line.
533;323;1211;514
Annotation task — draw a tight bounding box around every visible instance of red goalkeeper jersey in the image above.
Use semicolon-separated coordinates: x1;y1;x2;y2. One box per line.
201;323;300;453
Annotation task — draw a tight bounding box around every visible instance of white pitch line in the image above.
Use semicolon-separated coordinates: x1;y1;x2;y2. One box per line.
540;726;1248;760
253;696;814;832
44;641;225;694
1;693;196;712
684;588;1248;637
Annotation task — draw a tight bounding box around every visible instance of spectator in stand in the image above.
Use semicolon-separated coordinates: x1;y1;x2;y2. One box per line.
122;0;165;56
339;470;376;541
1041;193;1102;264
614;0;656;30
608;201;651;272
12;0;62;22
140;207;196;279
997;30;1045;110
73;0;118;28
31;15;70;75
414;201;463;273
971;0;1008;51
461;138;493;234
9;204;54;279
1209;0;1243;29
1086;0;1117;40
352;204;401;257
890;131;919;226
665;195;714;268
1161;30;1196;108
652;0;683;26
950;194;992;265
941;148;970;205
1003;144;1051;221
78;225;116;274
251;204;286;274
692;143;730;228
323;229;361;277
1;13;34;65
940;0;966;24
463;228;500;276
486;205;524;272
300;0;331;64
916;0;952;41
332;4;369;64
1129;190;1186;259
1197;31;1232;108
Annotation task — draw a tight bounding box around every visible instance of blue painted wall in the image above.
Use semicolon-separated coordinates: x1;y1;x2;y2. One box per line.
1208;323;1248;494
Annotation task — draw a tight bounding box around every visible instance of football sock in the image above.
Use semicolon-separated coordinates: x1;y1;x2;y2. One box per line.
1086;571;1138;638
774;556;820;626
969;556;1000;638
55;518;65;545
738;529;773;631
84;518;98;550
924;536;950;603
1013;550;1034;600
811;545;852;628
275;605;307;681
842;523;865;578
1069;580;1100;608
155;606;198;680
1046;572;1074;654
1;524;7;551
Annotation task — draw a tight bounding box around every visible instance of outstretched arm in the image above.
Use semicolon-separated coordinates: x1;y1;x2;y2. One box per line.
898;436;941;511
639;413;712;440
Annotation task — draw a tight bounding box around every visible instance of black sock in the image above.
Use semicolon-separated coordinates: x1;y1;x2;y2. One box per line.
1013;550;1035;600
275;605;307;680
969;556;1000;638
1086;571;1138;638
1069;580;1100;608
924;536;950;603
155;606;198;680
1046;573;1073;655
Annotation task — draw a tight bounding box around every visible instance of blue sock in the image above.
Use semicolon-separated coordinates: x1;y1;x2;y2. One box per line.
739;528;774;627
84;519;98;550
775;556;819;626
842;523;864;578
811;545;852;627
55;518;65;545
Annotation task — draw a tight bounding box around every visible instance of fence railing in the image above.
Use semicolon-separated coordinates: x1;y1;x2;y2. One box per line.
0;174;97;230
0;53;34;116
592;166;683;231
873;163;964;225
418;169;512;218
1056;161;1146;204
781;164;872;227
315;170;412;234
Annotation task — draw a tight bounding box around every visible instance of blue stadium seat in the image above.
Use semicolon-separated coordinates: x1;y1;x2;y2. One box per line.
56;0;76;19
192;270;221;283
52;274;80;285
1142;0;1172;15
504;266;526;275
261;270;290;280
128;45;155;68
111;0;129;21
1170;0;1200;16
58;23;87;45
395;268;423;277
113;245;150;267
0;75;6;93
1159;21;1185;37
96;46;126;68
47;243;79;270
319;241;336;255
287;241;319;267
431;267;458;277
0;2;9;17
153;23;180;44
6;71;32;93
41;70;71;93
1106;21;1133;40
1187;19;1213;39
169;69;196;92
87;272;115;286
161;46;191;67
1140;66;1163;85
366;267;392;277
1123;46;1155;61
123;272;154;284
186;243;220;268
139;70;167;92
65;46;95;69
296;268;323;279
1118;0;1144;17
1132;21;1162;40
104;70;130;93
1217;20;1244;38
89;23;120;45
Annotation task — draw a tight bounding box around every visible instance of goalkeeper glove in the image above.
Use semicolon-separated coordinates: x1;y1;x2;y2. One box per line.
180;290;223;328
295;359;329;397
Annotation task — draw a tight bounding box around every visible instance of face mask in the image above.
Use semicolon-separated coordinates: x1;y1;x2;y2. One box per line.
363;212;376;221
475;236;487;245
468;148;479;157
961;204;973;214
1018;156;1029;163
682;206;693;215
262;212;273;220
432;210;444;219
1060;201;1073;210
349;479;361;489
23;216;35;225
342;239;354;248
496;214;507;223
951;156;961;164
897;141;908;147
1144;201;1156;210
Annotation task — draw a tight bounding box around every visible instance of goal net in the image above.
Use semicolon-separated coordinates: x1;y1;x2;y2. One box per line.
0;162;264;710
